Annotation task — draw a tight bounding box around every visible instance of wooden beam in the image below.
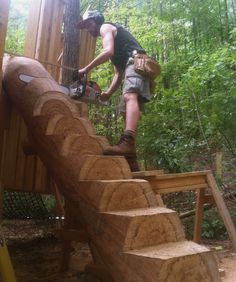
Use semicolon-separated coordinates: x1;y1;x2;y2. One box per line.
206;172;236;250
132;170;164;178
146;171;210;194
24;0;42;58
193;188;205;243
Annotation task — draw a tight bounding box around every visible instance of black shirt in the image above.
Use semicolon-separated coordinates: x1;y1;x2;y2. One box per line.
106;23;145;70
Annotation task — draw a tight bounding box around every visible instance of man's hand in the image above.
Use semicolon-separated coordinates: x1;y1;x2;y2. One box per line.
99;92;112;102
78;67;89;76
72;67;89;82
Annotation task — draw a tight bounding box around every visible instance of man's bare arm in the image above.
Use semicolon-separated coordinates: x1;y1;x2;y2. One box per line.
100;66;123;102
106;67;123;95
79;24;115;74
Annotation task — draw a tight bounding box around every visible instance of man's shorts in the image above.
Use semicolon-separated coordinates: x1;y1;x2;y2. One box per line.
119;63;151;113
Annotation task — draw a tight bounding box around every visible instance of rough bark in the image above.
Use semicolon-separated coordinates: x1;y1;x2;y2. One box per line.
62;0;81;86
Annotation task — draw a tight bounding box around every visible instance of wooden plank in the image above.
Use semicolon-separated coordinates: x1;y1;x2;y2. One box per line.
206;172;236;250
1;107;22;190
35;0;51;63
14;119;28;189
34;0;64;79
147;171;209;194
132;170;164;178
0;181;2;221
47;0;64;80
24;0;42;57
193;188;205;243
79;30;96;68
154;183;208;194
0;0;10;187
0;92;11;181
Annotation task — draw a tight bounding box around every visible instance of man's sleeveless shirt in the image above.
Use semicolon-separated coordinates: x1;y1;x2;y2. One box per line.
107;23;145;70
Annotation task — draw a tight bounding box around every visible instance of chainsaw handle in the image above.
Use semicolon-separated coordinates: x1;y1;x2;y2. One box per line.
79;73;87;82
79;73;87;97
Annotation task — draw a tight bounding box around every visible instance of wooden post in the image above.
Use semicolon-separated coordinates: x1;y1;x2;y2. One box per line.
215;151;223;178
0;0;10;215
206;172;236;250
0;4;17;281
193;188;205;243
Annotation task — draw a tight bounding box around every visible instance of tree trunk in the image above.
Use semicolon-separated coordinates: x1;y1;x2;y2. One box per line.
62;0;81;86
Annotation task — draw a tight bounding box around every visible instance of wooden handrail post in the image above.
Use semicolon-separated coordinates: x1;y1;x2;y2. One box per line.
206;172;236;250
193;188;205;243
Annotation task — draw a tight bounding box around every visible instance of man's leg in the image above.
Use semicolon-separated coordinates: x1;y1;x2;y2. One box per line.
103;92;140;157
123;92;140;133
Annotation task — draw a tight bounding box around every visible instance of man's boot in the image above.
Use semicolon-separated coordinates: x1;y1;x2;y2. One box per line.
104;131;136;157
125;156;140;172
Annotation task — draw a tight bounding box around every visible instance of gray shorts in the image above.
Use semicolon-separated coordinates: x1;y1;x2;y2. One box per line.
119;63;151;113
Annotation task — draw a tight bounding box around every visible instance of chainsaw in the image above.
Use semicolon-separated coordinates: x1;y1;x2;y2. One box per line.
19;73;107;106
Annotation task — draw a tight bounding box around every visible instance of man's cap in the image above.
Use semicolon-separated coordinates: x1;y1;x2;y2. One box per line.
77;10;104;29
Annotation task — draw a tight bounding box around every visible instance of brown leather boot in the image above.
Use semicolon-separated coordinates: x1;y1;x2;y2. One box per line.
125;156;140;172
104;132;136;157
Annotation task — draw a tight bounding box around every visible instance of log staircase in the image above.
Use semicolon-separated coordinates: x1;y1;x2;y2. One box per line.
2;56;221;281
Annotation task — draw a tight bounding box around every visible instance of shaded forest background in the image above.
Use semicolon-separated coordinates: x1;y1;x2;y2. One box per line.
5;0;236;239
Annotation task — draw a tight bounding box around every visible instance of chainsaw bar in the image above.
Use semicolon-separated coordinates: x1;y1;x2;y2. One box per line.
19;74;70;95
18;73;107;106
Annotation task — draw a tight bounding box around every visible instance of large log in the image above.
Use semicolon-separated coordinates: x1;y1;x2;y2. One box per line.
3;56;220;281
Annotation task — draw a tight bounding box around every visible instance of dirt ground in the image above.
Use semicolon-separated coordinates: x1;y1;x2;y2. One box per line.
2;220;236;282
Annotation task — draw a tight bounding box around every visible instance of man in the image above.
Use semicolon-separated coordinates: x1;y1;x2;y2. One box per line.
76;10;151;170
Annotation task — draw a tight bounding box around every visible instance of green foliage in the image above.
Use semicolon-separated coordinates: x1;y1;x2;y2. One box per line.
5;0;30;54
182;207;227;240
201;208;227;239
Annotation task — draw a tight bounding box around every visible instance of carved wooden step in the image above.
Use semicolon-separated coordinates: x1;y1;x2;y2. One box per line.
75;179;158;211
100;207;185;251
45;113;95;136
32;114;93;138
79;155;132;180
60;134;108;157
33;92;80;117
3;56;221;282
123;241;220;282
